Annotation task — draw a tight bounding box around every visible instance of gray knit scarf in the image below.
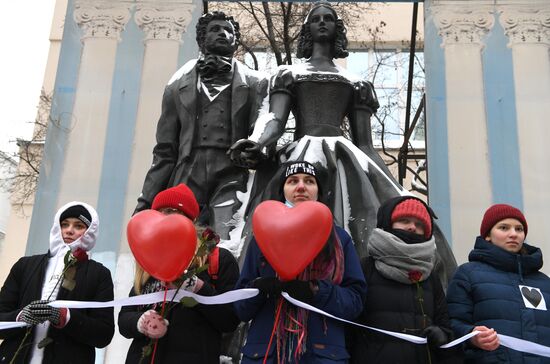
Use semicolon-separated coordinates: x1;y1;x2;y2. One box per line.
368;228;436;284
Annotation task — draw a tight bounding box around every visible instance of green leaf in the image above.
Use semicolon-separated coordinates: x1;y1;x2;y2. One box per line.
180;297;198;307
142;342;153;357
195;264;209;274
63;250;72;266
37;337;54;349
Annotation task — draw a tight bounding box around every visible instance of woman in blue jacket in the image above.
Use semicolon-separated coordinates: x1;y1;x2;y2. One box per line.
447;204;550;363
234;161;367;363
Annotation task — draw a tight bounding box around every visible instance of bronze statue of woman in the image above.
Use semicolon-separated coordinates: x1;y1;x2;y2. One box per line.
230;2;456;283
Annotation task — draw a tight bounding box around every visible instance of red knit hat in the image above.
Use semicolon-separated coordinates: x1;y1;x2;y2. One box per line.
480;204;527;238
151;184;200;221
391;198;432;238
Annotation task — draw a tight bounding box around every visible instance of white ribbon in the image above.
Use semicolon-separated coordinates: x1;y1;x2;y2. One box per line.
499;333;550;358
48;288;258;308
282;292;550;356
3;288;550;358
0;322;28;330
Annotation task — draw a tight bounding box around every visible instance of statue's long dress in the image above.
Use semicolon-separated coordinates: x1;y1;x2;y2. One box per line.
229;64;457;284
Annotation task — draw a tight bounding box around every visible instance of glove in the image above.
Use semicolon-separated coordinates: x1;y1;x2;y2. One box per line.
18;300;49;325
137;309;169;339
50;308;69;328
251;277;282;297
181;275;201;293
423;325;449;348
23;300;69;328
282;280;315;303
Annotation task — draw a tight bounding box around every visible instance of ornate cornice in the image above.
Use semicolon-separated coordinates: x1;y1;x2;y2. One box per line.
74;2;131;41
499;6;550;46
432;6;495;47
135;4;195;42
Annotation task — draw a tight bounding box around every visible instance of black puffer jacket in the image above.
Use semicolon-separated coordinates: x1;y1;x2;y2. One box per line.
119;247;240;364
349;256;460;363
348;196;462;363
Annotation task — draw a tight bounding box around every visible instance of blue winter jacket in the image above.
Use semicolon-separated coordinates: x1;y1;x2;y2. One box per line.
234;226;367;363
447;237;550;364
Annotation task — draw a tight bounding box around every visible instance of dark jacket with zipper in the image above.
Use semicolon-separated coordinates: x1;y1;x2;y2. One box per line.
0;254;114;364
349;256;461;364
119;247;240;364
234;226;367;363
447;237;550;363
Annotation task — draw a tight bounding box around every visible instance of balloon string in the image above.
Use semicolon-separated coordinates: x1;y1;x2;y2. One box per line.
150;286;168;364
264;297;284;364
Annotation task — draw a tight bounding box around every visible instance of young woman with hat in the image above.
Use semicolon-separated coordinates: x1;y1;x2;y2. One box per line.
446;204;550;363
234;161;366;363
349;196;460;363
0;202;114;363
118;183;240;363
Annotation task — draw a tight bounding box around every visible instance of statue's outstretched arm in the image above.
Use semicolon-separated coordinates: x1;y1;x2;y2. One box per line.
229;69;293;169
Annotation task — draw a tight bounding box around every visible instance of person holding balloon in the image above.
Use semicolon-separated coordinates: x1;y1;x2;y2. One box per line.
119;184;240;363
234;161;367;363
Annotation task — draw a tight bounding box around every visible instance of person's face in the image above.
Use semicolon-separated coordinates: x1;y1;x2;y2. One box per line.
60;218;87;244
485;218;525;253
308;6;336;43
283;173;319;206
158;207;186;216
392;217;426;236
203;19;236;56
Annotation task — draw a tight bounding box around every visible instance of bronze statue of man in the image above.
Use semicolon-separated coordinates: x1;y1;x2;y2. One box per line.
135;11;268;237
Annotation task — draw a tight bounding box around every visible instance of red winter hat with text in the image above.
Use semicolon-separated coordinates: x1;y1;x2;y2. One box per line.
480;204;528;238
391;198;432;239
151;184;200;221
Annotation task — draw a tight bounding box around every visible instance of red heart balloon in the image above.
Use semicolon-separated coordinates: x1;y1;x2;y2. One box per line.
127;210;197;282
252;200;333;281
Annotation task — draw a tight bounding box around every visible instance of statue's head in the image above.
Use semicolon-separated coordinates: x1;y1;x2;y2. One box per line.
296;2;348;59
196;11;240;57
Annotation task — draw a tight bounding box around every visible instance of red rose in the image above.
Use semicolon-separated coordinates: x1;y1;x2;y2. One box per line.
201;228;220;245
72;248;89;262
408;270;422;283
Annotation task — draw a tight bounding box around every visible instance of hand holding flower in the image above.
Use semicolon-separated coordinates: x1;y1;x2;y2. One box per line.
137;309;169;339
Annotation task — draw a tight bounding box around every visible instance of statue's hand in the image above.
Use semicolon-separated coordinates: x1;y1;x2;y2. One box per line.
228;139;264;169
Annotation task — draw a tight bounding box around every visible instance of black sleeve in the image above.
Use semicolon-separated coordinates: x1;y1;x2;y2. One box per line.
118;286;146;339
58;263;115;348
432;276;464;363
194;248;241;333
0;257;43;339
135;83;181;213
0;258;27;323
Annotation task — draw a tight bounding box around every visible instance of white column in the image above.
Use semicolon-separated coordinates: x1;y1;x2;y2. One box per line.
106;4;195;363
499;5;550;247
57;1;130;206
432;6;494;263
120;3;195;246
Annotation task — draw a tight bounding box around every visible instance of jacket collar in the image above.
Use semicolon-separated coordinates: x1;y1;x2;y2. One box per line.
468;236;543;274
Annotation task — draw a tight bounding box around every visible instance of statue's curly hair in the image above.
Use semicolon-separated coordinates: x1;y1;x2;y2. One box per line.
296;2;348;59
196;11;241;52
